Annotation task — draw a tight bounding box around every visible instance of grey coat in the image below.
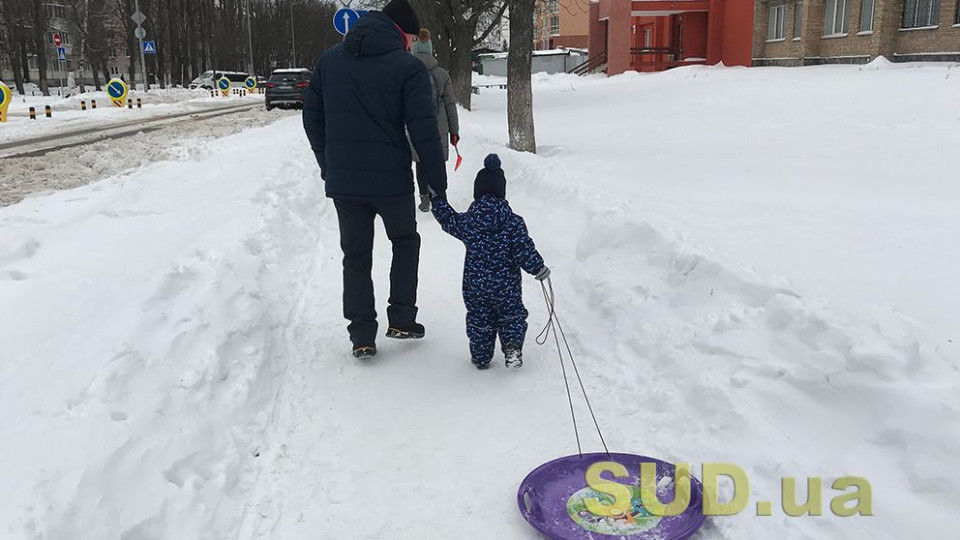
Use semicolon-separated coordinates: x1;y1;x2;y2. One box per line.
410;52;460;162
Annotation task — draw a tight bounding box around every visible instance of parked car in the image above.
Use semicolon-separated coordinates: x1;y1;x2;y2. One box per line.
265;69;312;110
189;70;249;90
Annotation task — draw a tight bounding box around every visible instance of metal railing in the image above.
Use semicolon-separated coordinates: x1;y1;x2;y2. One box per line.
569;51;608;76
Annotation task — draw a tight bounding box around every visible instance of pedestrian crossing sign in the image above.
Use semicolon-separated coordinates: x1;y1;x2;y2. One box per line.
143;41;157;54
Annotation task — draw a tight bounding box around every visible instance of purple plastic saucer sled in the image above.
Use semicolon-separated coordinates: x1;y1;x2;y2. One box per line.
518;453;707;540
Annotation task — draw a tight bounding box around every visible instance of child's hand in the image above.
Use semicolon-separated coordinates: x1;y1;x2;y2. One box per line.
535;266;551;281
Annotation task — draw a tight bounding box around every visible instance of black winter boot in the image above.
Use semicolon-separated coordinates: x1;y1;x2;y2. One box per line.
386;323;425;339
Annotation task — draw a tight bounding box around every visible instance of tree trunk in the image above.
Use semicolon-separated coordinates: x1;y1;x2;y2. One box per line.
20;41;31;84
31;0;51;95
10;48;26;93
91;61;102;89
35;37;50;95
507;0;536;153
449;32;474;111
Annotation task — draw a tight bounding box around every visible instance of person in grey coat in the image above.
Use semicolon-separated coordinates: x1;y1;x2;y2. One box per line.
410;28;460;212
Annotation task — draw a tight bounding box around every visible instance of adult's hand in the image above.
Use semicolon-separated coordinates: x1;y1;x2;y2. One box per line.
535;266;551;281
450;134;460;146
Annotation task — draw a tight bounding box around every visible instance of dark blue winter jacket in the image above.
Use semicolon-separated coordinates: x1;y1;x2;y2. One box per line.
432;196;545;301
302;12;447;199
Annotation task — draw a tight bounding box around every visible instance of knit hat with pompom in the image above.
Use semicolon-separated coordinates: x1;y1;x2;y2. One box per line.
411;28;433;55
474;154;506;200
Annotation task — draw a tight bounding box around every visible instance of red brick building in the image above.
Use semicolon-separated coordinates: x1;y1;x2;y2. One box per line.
588;0;756;74
753;0;960;66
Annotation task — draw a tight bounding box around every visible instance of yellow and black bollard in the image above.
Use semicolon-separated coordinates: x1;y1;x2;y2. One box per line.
136;98;142;109
45;105;52;118
92;99;97;109
127;99;132;109
29;107;36;120
81;100;87;111
210;89;215;98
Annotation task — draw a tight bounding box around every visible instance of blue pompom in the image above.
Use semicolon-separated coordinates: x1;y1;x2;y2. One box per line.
484;153;501;170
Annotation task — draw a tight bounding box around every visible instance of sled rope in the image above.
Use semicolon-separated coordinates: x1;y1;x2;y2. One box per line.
537;277;610;457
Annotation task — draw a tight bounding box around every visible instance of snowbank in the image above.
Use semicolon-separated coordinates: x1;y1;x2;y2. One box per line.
0;107;296;207
0;119;324;538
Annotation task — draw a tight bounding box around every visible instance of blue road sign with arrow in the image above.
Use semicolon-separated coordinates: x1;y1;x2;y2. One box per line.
107;80;126;100
143;41;157;54
333;8;359;36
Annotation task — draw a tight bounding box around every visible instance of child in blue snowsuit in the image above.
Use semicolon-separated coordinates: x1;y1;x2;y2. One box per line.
431;154;550;369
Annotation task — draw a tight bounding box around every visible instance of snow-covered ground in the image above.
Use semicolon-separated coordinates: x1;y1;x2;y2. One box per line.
0;107;297;207
1;62;958;540
1;86;262;145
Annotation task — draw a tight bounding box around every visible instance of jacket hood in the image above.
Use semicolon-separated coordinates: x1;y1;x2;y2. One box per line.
344;12;405;57
465;196;512;233
413;51;438;70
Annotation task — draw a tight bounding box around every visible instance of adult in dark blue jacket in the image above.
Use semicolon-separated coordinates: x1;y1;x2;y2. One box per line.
303;0;447;359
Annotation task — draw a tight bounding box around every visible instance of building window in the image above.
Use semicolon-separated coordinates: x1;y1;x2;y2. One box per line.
769;5;786;39
794;1;804;38
824;0;849;35
860;0;875;31
550;0;559;15
47;3;66;19
902;0;940;28
644;28;652;48
549;15;559;36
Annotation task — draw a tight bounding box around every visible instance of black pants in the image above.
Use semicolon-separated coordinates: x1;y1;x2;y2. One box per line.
334;197;420;346
415;162;428;195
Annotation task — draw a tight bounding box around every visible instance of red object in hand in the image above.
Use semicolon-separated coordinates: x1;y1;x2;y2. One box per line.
450;134;460;146
454;145;463;171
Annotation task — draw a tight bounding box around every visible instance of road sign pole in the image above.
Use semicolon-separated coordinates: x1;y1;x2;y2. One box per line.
134;0;148;92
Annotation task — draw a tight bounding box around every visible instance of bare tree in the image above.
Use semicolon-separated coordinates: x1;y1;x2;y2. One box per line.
0;0;30;93
358;0;507;111
29;0;52;95
65;0;110;91
9;0;340;91
507;0;535;153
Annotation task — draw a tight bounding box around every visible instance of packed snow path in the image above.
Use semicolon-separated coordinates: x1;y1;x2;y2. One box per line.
3;64;958;540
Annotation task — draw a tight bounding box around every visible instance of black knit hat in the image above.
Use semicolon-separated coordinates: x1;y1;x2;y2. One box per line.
383;0;421;35
474;154;506;200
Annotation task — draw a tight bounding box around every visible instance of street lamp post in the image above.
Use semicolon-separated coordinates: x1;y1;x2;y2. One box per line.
246;0;255;75
290;1;298;68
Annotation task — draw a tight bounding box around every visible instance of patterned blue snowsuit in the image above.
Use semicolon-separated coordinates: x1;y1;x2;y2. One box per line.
432;196;545;363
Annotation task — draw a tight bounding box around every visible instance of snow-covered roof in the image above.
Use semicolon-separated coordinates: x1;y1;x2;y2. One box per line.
480;47;588;60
